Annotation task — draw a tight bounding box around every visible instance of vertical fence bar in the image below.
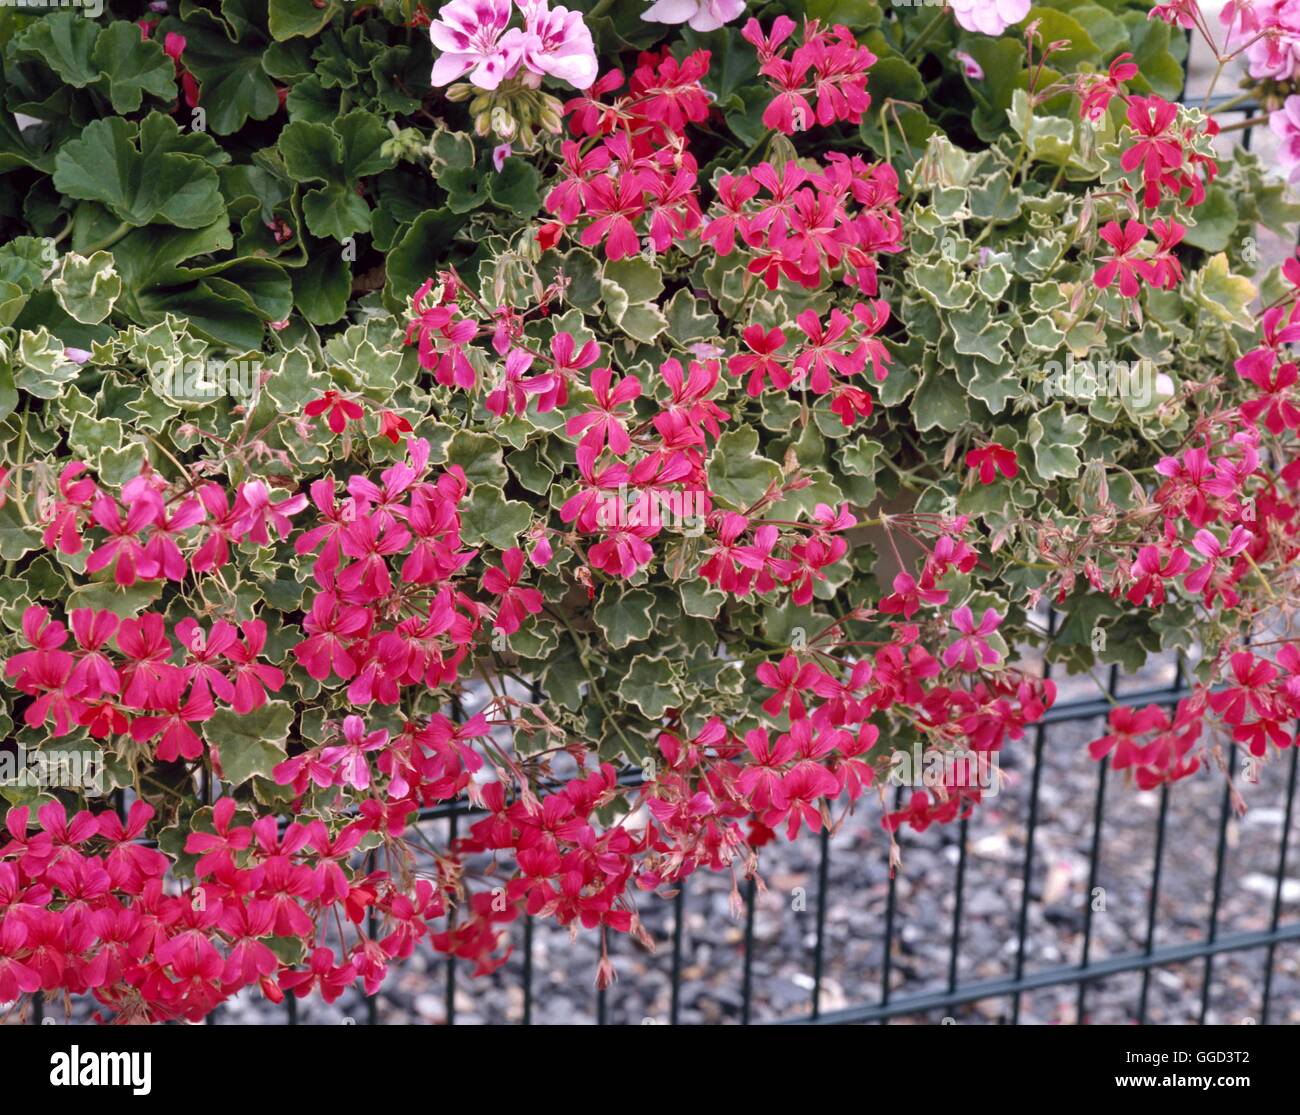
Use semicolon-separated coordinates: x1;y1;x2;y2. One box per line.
445;811;458;1026
1262;744;1300;1025
740;874;757;1024
1136;782;1171;1024
1133;657;1184;1023
446;694;464;1026
364;847;378;1026
1011;609;1056;1022
947;817;969;997
1076;752;1110;1023
1199;742;1236;1024
522;915;534;1026
880;785;901;1023
811;826;831;1019
522;681;542;1026
670;882;685;1025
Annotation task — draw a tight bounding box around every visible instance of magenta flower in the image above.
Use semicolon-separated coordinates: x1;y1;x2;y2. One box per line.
942;606;1003;671
320;716;389;792
429;0;521;90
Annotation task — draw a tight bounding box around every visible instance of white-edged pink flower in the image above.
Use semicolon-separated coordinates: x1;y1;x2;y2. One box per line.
948;0;1030;36
493;142;513;170
517;0;599;90
942;606;1003;672
430;0;522;90
1271;94;1300;182
642;0;746;33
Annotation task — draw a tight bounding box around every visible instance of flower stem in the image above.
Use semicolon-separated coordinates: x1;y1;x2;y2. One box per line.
906;7;949;65
83;221;132;254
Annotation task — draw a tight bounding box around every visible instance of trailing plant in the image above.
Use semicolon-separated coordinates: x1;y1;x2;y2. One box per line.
0;0;1298;1022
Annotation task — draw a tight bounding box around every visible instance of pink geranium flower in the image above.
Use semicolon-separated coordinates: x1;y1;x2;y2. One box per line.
429;0;521;89
1271;95;1300;183
516;0;598;89
948;0;1030;36
642;0;746;33
942;606;1003;671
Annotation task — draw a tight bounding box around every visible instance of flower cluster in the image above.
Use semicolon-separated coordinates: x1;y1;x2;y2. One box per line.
740;16;875;135
429;0;598;91
702;155;904;296
0;798;443;1021
39;465;306;587
541;50;720;260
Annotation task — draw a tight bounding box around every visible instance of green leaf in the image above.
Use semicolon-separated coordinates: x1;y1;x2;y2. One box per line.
708;426;781;510
444;430;508;488
664;287;719;344
1028;401;1087;480
209;701;294;786
950;302;1012;362
0;502;40;561
280;113;393;240
1188;253;1255;328
52;252;122;325
617;654;678;719
292;243;351;325
383;208;466;311
1181;184;1237;253
162;11;279;135
593;587;656;650
92;22;177;114
53;116;225;230
14;328;78;399
460;484;532;548
11;11;99;87
489;159;542;217
269;0;342;41
912;369;970;432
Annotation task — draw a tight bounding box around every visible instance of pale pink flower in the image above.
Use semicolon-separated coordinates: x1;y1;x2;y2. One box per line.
954;50;984;79
517;1;598;90
1271;95;1300;182
430;0;521;90
642;0;746;33
1222;0;1300;82
948;0;1030;36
